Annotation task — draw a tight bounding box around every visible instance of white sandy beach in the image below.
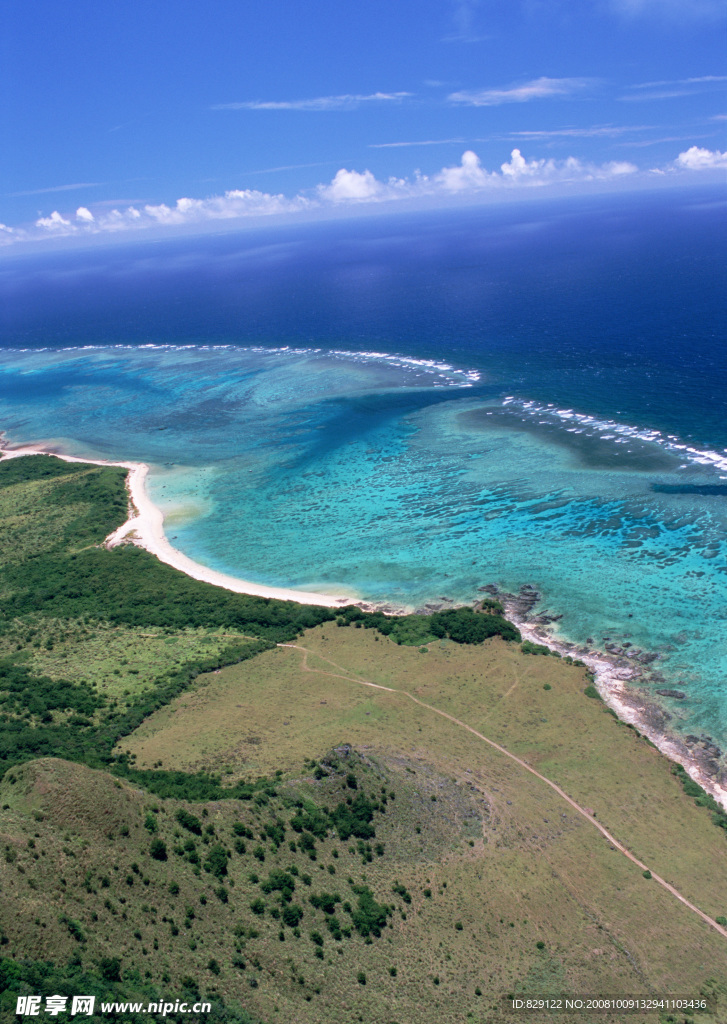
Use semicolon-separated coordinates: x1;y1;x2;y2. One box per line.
0;442;355;608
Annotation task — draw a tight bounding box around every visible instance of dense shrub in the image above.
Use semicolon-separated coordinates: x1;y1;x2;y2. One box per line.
309;892;341;915
349;885;390;938
392;882;411;904
282;904;304;928
203;845;229;878
176;810;203;835
150;839;168;861
0;955;260;1023
521;640;552;656
331;793;377;841
261;870;296;901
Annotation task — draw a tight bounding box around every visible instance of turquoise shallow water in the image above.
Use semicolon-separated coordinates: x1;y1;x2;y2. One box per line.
1;343;726;750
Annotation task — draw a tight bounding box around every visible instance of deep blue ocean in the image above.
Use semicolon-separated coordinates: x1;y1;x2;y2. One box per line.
1;185;726;750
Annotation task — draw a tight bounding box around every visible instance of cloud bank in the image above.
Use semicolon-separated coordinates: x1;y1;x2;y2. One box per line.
1;146;721;247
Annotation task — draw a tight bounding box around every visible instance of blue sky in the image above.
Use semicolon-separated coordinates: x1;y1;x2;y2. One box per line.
2;0;725;243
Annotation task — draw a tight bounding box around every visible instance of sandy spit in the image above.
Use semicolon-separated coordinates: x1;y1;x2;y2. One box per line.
0;443;355;608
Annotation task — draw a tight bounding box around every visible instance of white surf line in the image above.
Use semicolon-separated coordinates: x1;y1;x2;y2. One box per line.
0;443;353;608
280;642;727;941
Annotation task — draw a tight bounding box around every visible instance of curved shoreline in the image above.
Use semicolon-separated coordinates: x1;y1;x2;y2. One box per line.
2;438;726;811
0;442;356;608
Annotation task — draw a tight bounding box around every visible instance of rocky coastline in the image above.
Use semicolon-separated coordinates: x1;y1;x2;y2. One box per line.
480;582;727;813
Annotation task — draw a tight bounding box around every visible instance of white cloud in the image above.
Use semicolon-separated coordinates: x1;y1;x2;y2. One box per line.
35;211;72;230
624;133;714;148
501;149;557;180
619;89;692;102
99;190;309;231
322;150;637;199
436;150;495;191
245;161;337;175
500;149;637;184
449;77;592;107
318;168;383;201
317;168;418;203
25;190;310;240
212;92;411;112
595;160;639;176
371;125;655;149
11;144;722;245
139;189;310;226
93;207;143;232
675;146;727;169
683;74;727;84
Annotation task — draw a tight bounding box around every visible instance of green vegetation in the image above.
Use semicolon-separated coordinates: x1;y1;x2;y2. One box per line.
521;640;559;657
0;753;428;1022
345;604;520;646
17;619;263;701
113;620;727;1021
672;762;727;833
0;956;259;1023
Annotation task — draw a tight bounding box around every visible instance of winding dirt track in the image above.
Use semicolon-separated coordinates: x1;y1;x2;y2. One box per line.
279;642;727;941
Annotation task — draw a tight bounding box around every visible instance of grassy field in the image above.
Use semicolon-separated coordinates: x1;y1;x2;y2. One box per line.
7;617;254;702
